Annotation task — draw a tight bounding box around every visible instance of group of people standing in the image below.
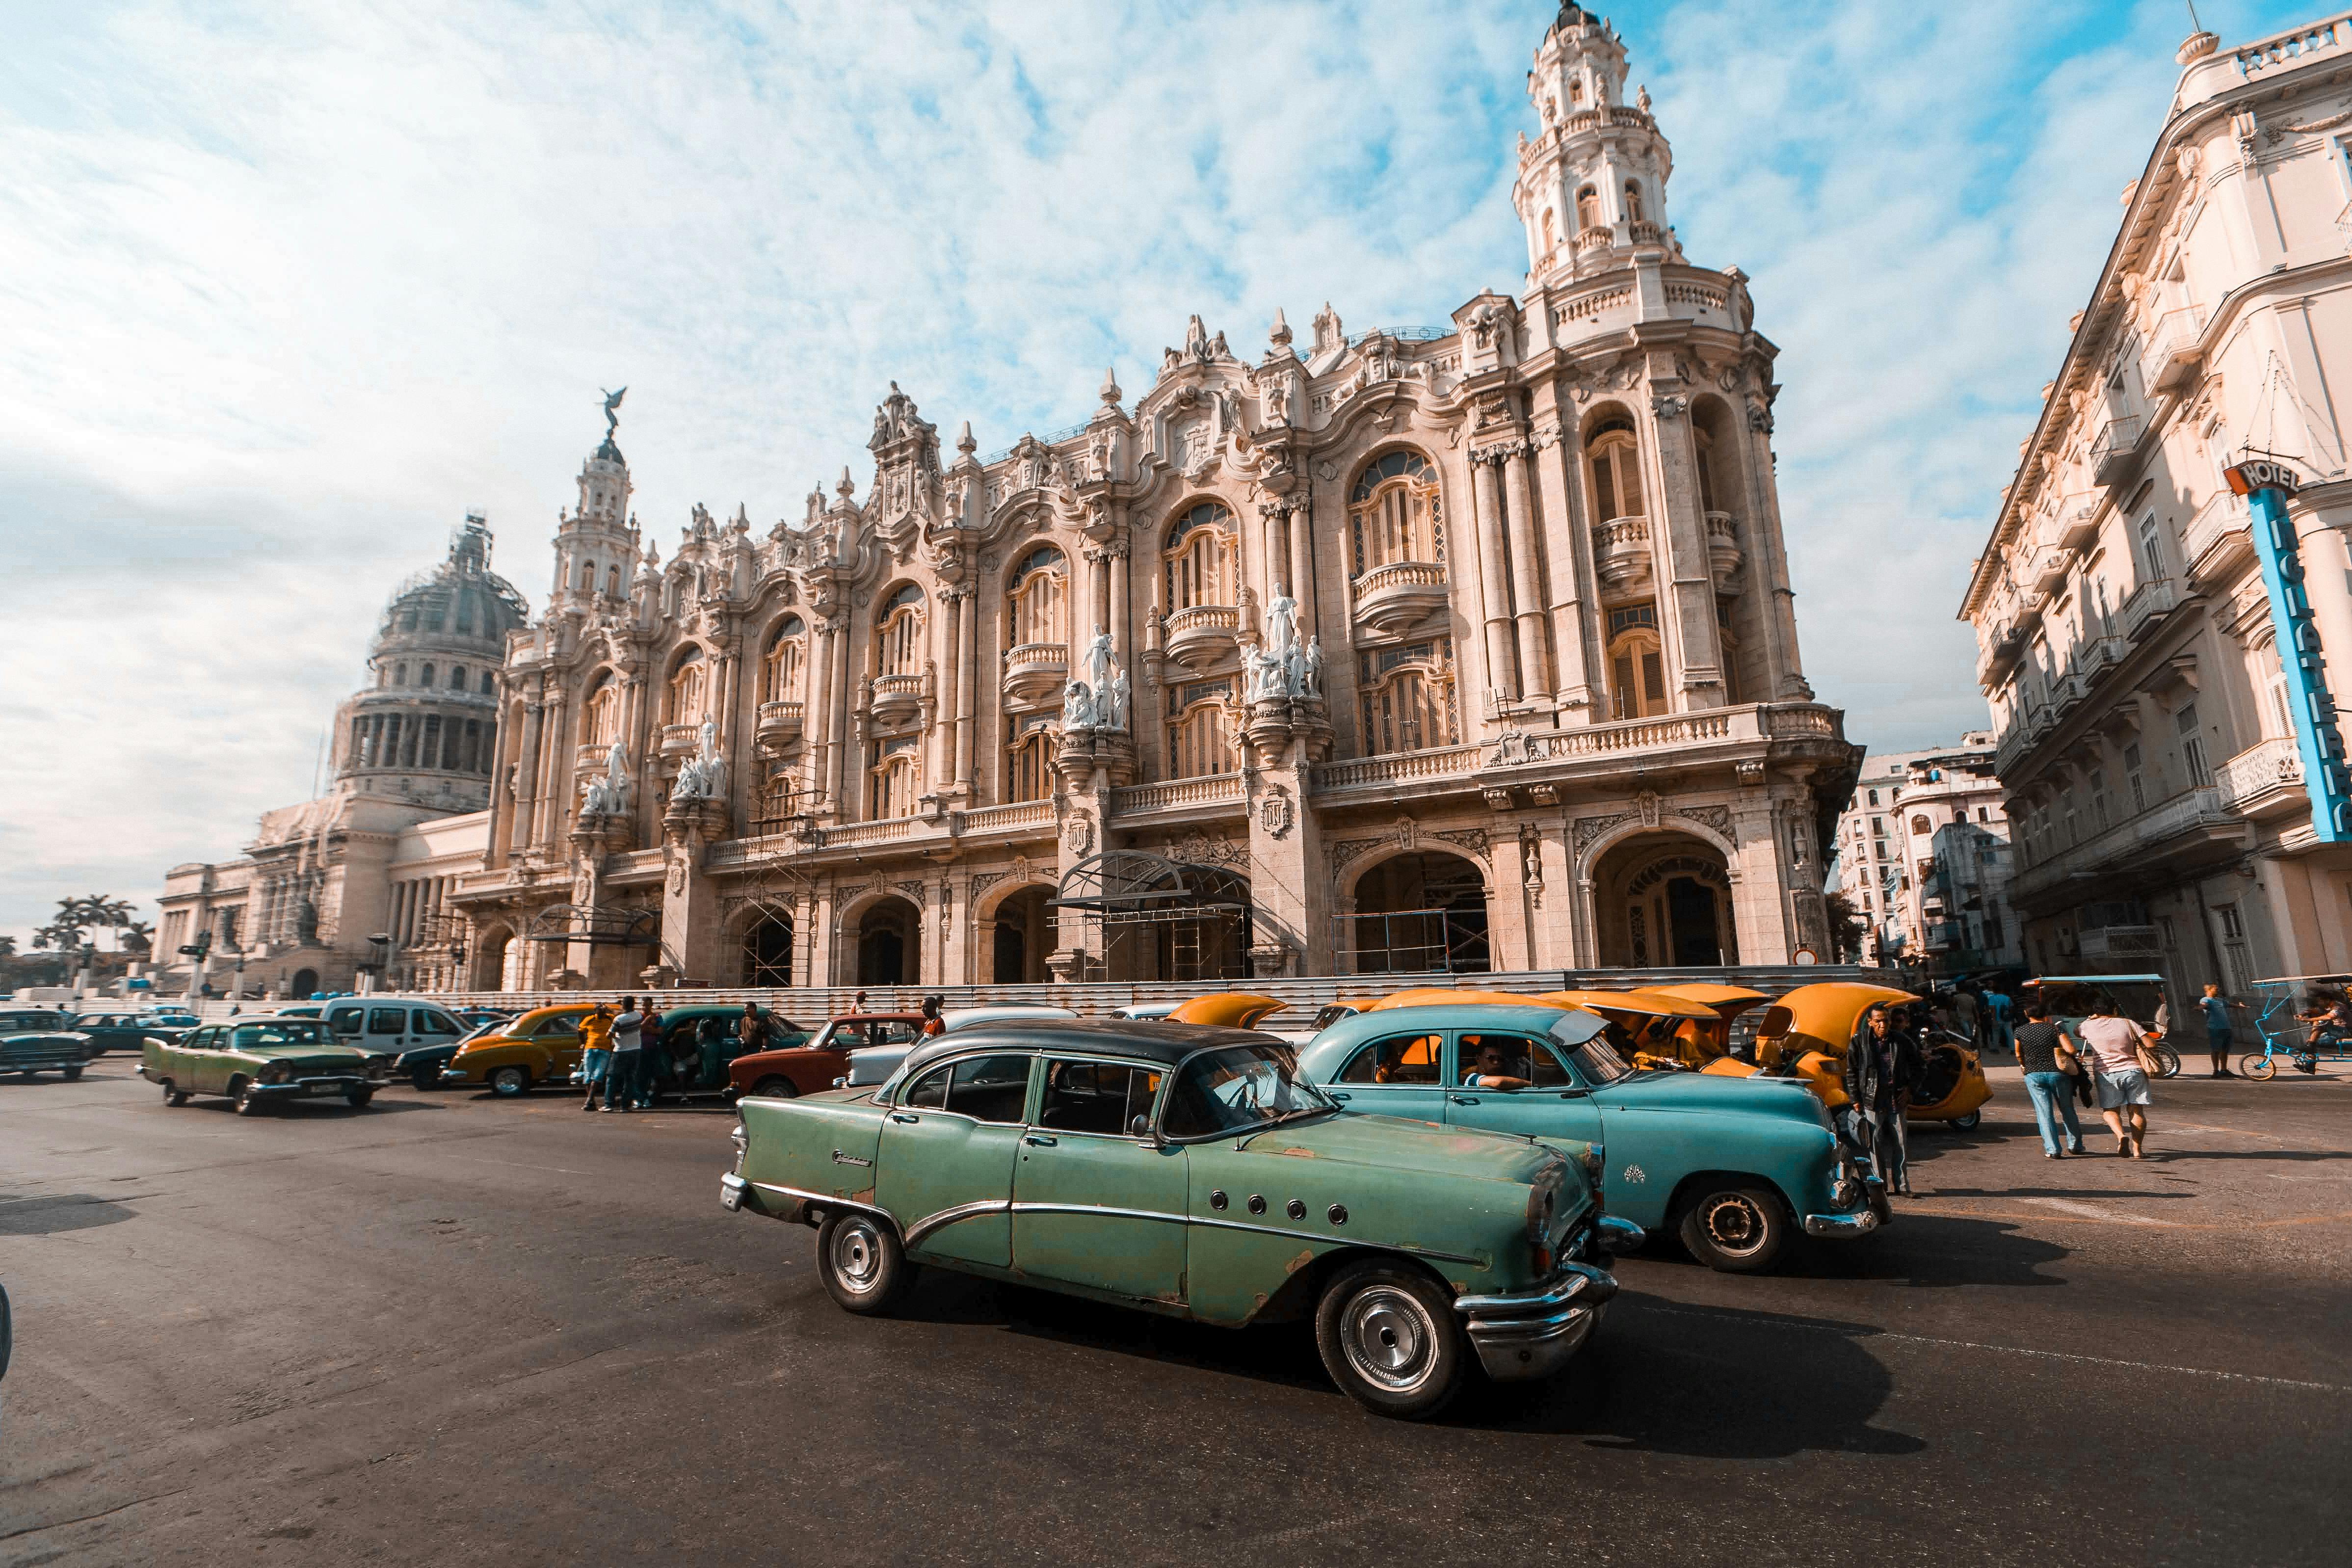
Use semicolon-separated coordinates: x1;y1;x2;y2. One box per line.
575;999;787;1112
2010;996;2162;1159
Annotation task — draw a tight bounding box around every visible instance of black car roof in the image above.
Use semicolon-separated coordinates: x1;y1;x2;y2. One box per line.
896;1019;1273;1078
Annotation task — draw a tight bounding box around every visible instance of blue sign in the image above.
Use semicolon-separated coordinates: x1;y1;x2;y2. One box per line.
2232;459;2352;842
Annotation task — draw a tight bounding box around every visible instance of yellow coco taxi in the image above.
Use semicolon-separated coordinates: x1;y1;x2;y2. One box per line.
1166;993;1290;1030
1705;983;1992;1128
441;1004;597;1097
1539;989;1729;1071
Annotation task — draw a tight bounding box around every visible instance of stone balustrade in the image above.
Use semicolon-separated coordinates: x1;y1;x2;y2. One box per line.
824;816;918;850
2214;735;2305;817
956;799;1055;836
2182;490;2250;584
659;722;701;756
1110;773;1245;817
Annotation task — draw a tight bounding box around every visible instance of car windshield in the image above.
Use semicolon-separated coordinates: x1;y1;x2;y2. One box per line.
1162;1044;1336;1139
228;1021;334;1049
1550;1017;1636;1084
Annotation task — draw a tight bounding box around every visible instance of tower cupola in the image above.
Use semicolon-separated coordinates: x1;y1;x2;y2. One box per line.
1512;5;1683;289
552;387;639;607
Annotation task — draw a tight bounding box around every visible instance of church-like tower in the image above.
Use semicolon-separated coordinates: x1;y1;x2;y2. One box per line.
550;400;639;607
1512;4;1684;287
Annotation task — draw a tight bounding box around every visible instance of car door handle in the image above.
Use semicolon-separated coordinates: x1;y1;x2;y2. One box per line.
1328;1091;1353;1101
1448;1094;1480;1105
1024;1134;1057;1147
890;1112;919;1124
1559;1089;1591;1098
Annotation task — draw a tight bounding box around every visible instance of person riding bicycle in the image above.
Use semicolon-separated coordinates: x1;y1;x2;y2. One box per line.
2296;994;2351;1074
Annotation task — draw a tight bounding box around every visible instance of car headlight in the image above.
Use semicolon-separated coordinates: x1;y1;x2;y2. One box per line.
260;1063;289;1084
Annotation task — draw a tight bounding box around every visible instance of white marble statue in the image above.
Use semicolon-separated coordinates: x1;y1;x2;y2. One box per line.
1108;668;1131;731
1062;678;1096;729
1301;635;1324;699
1262;589;1298;674
675;720;726;801
581;742;632;818
1082;627;1115;697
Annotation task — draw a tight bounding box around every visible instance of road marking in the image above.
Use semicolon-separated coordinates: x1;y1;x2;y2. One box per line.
2020;1196;2161;1224
1638;1304;2347;1394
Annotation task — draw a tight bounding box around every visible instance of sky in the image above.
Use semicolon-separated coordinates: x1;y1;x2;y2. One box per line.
0;0;2321;945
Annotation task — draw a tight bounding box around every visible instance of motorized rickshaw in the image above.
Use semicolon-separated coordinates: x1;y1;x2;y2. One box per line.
1537;988;1733;1071
2242;974;2352;1079
2021;974;2180;1078
1166;992;1290;1029
1729;982;1992;1129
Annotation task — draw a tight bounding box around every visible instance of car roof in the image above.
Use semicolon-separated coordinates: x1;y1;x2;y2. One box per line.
1307;1003;1608;1052
896;1019;1272;1077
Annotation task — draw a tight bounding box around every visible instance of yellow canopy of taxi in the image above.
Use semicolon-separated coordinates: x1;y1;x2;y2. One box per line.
1642;982;1771;1021
1167;992;1289;1029
1361;987;1575;1012
1538;988;1723;1020
1751;982;1918;1061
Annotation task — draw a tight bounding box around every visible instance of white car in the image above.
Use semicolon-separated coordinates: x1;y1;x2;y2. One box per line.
841;1004;1079;1087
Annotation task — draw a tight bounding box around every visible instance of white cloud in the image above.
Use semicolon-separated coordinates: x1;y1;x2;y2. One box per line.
0;0;2318;939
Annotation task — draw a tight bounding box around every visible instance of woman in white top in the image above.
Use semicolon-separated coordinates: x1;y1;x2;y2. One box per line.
2076;1000;2154;1158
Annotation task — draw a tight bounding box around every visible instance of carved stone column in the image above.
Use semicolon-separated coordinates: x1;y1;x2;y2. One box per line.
1467;447;1520;706
1500;442;1552;699
1646;391;1728;709
658;796;730;986
805;620;836;810
936;586;964;792
956;583;978;793
510;698;546;849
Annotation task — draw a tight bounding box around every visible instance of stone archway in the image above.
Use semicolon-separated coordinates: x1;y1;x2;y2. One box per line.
854;896;922;986
738;906;795;987
1344;850;1491;974
991;885;1054;985
289;967;319;1001
473;926;514;991
1588;830;1737;968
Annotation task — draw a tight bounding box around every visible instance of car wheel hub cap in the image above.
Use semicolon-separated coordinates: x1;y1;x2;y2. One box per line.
833;1224;881;1290
1703;1196;1765;1253
1342;1287;1434;1391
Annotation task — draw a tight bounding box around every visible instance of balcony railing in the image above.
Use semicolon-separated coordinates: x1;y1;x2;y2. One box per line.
956;799;1056;836
2092;416;2145;487
659;722;701;756
1349;561;1450;634
1314;745;1485;794
2011;785;2240;902
754;700;804;747
2214;735;2306;817
825;816;918;850
1591;517;1652;593
2120;577;2178;642
1110;773;1245;816
2182;490;2251;584
1164;605;1240;638
2142;304;2208;395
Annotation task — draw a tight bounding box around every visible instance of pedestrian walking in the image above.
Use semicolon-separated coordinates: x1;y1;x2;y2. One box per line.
735;1000;771;1056
920;995;945;1037
605;996;643;1113
578;1002;615;1112
2078;995;2156;1158
2012;999;2088;1158
1952;984;1981;1043
1844;1004;1921;1196
2199;983;2235;1077
1984;986;2015;1056
634;1003;664;1108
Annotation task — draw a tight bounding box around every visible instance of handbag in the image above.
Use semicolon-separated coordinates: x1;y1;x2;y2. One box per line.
2051;1036;2083;1077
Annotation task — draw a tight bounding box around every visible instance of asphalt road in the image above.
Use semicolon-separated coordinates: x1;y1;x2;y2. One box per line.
4;1053;2349;1567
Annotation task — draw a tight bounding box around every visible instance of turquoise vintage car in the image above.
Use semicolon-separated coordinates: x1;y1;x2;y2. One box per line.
723;1019;1641;1419
1295;1004;1882;1274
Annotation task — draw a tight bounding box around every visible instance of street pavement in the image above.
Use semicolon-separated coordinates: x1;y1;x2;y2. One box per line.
3;1053;2348;1567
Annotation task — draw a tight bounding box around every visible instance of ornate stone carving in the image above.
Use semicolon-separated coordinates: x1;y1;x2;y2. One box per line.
1650;393;1689;419
1062;811;1095;856
1735;759;1767;787
1573;812;1634;854
1256;785;1294;839
1328;836;1382;874
1435;827;1491;865
1677;803;1735;838
1635;790;1663;828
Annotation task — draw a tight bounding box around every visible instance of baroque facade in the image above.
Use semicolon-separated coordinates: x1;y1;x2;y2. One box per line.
453;5;1859;993
1960;13;2352;1007
153;518;523;998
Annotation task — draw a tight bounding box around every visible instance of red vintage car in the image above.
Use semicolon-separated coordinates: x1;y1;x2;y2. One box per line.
726;1013;927;1099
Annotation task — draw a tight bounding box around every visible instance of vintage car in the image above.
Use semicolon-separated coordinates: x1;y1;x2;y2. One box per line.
841;1005;1079;1086
1167;992;1289;1029
141;1017;391;1113
1541;988;1726;1070
574;1004;811;1102
71;1011;191;1057
0;1010;93;1081
1725;982;1990;1129
441;1003;597;1095
727;1012;925;1100
724;1019;1639;1419
1295;1003;1882;1273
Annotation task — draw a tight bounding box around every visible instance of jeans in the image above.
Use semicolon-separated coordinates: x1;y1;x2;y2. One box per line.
2023;1071;2085;1154
604;1051;640;1108
581;1047;610;1087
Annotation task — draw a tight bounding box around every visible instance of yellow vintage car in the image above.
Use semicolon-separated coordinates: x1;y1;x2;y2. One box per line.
1365;987;1571;1012
1539;988;1726;1070
441;1003;597;1097
1716;982;1990;1127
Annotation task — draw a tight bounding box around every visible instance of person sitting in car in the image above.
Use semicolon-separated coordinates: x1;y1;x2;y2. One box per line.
1460;1037;1531;1091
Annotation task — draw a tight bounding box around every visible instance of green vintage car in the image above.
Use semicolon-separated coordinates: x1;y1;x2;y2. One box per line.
141;1018;392;1114
722;1019;1641;1419
0;1010;93;1081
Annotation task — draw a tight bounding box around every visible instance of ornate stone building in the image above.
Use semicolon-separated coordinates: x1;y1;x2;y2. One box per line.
153;517;525;998
1961;12;2352;1004
454;5;1858;992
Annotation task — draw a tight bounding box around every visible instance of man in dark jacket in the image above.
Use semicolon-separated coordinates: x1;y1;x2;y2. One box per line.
1844;1004;1921;1196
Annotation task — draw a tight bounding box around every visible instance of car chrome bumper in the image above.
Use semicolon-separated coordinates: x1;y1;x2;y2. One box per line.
251;1077;369;1098
438;1068;476;1085
1454;1261;1617;1382
1802;1208;1882;1238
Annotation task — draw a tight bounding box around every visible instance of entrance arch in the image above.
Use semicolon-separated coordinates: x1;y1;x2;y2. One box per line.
1345;850;1491;973
289;967;319;1000
473;926;514;991
855;896;921;986
740;908;794;987
1589;831;1737;967
1050;851;1253;982
991;885;1054;984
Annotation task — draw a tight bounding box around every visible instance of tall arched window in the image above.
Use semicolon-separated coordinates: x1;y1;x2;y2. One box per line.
1540;209;1557;257
605;565;621;597
1694;423;1721;512
1356;638;1458;755
869;736;919;819
666;646;708;725
1607;604;1666;719
1166;679;1237;779
875;584;925;678
582;674;621;745
1348;452;1444;579
1575;185;1601;232
1587;419;1644;523
763;616;806;704
578;560;597;593
1623;182;1645;224
1163;505;1232;613
1006;547;1068;649
1006;716;1056;803
419;663;436;689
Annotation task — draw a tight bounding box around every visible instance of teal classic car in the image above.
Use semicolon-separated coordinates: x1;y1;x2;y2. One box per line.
1295;1004;1882;1274
141;1018;392;1114
0;1010;92;1081
723;1020;1641;1419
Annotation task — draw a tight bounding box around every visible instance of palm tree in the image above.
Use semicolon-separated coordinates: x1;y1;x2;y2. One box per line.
118;920;154;955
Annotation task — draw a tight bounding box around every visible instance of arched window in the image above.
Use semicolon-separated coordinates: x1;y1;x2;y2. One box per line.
666;646;708;725
875;584;925;678
1007;547;1068;649
1356;638;1458;755
1348;452;1444;579
869;736;919;820
1166;680;1237;779
1623;181;1645;224
1910;815;1931;836
1575;185;1602;232
1006;716;1056;803
394;663;409;687
480;669;497;695
1716;600;1741;705
1694;423;1722;513
582;674;621;746
1587;419;1643;523
764;615;806;704
1568;78;1585;106
419;663;436;689
1540;209;1556;257
1607;604;1667;719
578;560;597;593
605;565;621;597
1163;504;1232;613
449;664;467;691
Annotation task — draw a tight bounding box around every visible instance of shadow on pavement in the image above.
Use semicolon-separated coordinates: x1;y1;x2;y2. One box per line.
1795;1212;2070;1289
185;1097;444;1117
0;1194;139;1236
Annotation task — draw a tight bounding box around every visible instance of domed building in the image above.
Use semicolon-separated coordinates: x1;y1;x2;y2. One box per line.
151;519;529;999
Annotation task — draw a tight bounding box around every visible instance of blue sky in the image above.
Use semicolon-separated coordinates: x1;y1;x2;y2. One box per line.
0;0;2321;944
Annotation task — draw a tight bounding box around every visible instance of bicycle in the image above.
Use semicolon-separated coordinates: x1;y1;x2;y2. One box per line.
2240;983;2352;1079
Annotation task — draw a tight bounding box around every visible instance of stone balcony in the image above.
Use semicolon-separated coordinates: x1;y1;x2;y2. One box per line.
1001;642;1069;705
659;722;701;757
2092;415;2145;488
870;672;924;723
1592;517;1652;593
2214;735;2306;819
1705;511;1742;587
1163;605;1240;671
2183;490;2252;586
2009;784;2249;910
2142;303;2208;396
1108;772;1245;824
952;799;1057;841
2119;577;2179;643
1349;561;1449;636
754;700;804;750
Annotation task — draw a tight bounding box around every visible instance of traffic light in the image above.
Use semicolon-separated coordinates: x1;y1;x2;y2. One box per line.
177;932;212;959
